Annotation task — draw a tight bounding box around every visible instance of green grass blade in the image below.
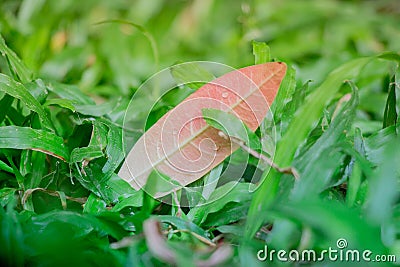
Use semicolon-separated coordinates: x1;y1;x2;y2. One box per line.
252;41;270;64
0;74;53;130
364;125;397;166
346;128;365;207
0;94;13;124
171;62;215;90
0;188;17;207
70;147;104;163
270;199;387;254
276;58;371;165
45;81;94;105
0;199;25;266
0;126;69;161
74;98;122;117
0;159;13;173
366;136;400;224
245;57;372;239
246;53;400;239
44;98;76;112
0;34;33;83
280;80;310;134
270;64;297;123
102;122;124;175
202;108;260;150
201;163;223;201
291;82;358;199
156;215;212;242
112;191;143;211
188;182;254;225
25;151;47;189
383;74;397;128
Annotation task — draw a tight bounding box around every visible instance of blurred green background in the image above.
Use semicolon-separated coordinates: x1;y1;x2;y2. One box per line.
0;1;399;266
1;0;399;96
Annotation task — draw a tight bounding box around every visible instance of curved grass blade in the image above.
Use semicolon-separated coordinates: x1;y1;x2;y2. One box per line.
0;159;13;173
383;74;397;128
0;126;69;161
0;34;33;83
45;81;95;105
0;74;53;130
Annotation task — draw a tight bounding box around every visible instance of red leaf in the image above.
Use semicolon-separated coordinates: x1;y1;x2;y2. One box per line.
119;62;286;195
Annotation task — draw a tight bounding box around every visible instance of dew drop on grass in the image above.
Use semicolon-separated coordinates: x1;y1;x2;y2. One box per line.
222;92;229;98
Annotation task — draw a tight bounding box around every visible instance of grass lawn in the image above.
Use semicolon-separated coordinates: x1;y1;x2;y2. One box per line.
0;0;399;266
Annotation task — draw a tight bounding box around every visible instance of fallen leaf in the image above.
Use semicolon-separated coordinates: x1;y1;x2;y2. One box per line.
119;62;286;195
